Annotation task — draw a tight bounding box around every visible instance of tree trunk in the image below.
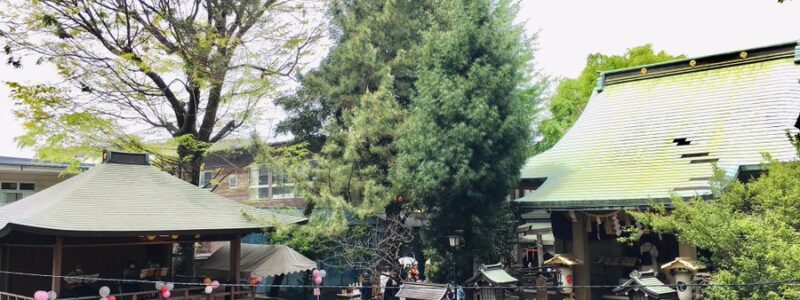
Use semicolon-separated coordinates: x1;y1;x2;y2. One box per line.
176;143;204;186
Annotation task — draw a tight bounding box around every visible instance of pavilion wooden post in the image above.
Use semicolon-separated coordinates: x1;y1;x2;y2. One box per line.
52;237;63;294
229;236;241;297
536;233;544;267
571;213;590;300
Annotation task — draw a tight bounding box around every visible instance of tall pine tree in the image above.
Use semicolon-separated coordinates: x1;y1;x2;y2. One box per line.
392;0;539;282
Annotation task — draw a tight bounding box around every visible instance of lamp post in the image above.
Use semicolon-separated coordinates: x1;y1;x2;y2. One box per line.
447;230;464;287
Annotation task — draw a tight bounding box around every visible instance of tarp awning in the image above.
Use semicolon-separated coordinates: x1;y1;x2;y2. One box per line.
198;244;316;278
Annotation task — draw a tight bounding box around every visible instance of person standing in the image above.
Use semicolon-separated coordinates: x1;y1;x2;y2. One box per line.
360;275;373;300
383;272;400;300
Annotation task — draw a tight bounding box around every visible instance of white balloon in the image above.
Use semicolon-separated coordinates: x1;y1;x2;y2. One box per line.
47;291;57;300
319;270;327;278
166;283;175;291
100;297;107;300
98;287;110;297
204;286;213;294
155;281;165;290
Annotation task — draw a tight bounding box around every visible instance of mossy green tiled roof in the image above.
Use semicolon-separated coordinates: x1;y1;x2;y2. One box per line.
0;162;305;237
519;54;800;209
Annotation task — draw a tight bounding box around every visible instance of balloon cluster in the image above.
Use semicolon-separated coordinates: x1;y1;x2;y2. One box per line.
202;277;220;294
311;269;326;297
248;276;263;286
154;282;174;298
98;286;116;300
33;290;57;300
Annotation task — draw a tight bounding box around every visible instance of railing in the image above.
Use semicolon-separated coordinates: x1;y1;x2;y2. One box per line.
0;291;34;300
0;288;257;300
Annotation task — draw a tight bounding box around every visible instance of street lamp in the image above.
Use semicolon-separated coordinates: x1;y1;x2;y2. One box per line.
447;230;464;286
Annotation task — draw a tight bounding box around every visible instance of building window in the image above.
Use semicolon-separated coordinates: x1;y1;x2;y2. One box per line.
1;182;35;206
229;175;238;189
199;171;214;189
249;165;294;200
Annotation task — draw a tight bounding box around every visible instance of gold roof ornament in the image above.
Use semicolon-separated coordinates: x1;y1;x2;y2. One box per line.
689;59;697;67
544;254;584;267
660;257;705;272
740;51;748;59
640;67;648;75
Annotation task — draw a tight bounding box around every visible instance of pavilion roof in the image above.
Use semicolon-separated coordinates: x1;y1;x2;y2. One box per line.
518;41;800;210
0;151;305;237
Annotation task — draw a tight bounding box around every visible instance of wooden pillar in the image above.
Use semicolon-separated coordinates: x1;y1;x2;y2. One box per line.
229;236;241;298
52;237;63;294
536;233;544;267
571;213;590;300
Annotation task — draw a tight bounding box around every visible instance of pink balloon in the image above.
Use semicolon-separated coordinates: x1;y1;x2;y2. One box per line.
313;288;320;296
312;270;320;278
34;291;48;300
314;276;322;285
162;291;170;299
210;281;220;289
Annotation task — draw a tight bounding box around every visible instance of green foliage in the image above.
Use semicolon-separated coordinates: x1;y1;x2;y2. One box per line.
1;0;322;182
535;45;683;153
269;0;436;262
633;156;800;299
8;82;127;171
275;0;435;151
391;0;539;282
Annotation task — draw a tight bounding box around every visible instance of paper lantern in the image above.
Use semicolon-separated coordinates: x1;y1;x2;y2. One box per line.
99;286;110;297
47;291;57;300
314;276;322;285
319;270;327;278
211;280;220;289
34;291;48;300
204;286;213;294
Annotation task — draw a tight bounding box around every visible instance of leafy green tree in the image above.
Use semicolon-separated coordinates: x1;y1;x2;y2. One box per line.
391;0;540;282
535;45;683;153
633;153;800;299
275;0;435;151
1;0;324;182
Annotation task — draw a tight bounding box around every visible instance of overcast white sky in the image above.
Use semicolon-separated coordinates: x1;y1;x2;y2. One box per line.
1;0;799;157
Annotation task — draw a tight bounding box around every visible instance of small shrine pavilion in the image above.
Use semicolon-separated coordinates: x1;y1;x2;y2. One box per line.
0;151;305;298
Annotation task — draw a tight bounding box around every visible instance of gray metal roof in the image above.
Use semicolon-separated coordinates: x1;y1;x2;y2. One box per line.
519;55;800;209
613;271;677;297
0;162;305;237
466;263;518;285
394;283;447;300
0;156;93;170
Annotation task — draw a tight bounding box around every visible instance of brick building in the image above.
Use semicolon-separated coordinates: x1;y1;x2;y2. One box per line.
199;141;306;209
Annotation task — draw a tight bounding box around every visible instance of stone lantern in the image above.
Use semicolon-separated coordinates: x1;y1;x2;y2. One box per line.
543;254;583;296
661;257;704;300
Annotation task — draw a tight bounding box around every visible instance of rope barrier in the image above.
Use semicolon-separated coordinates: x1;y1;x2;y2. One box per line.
0;270;798;290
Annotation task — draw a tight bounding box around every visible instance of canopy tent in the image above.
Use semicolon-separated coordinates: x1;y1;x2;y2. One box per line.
199;244;316;278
